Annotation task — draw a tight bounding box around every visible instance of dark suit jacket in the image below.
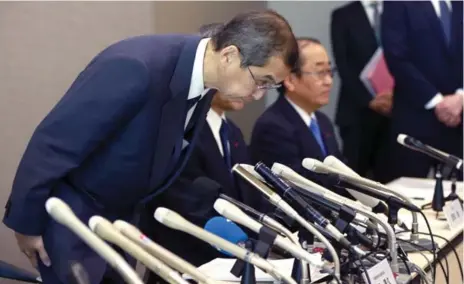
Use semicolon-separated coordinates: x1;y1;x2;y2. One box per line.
381;1;463;155
331;1;380;126
2;35;213;284
142;117;263;268
250;96;349;198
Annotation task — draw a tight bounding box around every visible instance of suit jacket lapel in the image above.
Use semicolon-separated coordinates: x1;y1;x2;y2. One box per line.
353;1;378;47
141;92;214;205
169;92;215;177
148;37;201;191
315;112;336;156
276;97;325;160
422;2;452;56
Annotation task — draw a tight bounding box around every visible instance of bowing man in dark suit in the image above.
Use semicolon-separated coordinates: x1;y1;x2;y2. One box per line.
142;24;266;282
381;1;463;180
250;38;351;198
3;11;299;284
331;1;393;182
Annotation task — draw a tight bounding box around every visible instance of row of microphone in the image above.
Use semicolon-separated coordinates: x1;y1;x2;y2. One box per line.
44;152;433;284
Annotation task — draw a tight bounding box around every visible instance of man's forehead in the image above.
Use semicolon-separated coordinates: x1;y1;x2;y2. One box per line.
301;45;330;66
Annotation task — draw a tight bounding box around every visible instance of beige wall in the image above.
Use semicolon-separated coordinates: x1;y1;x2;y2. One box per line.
0;1;265;281
0;1;157;280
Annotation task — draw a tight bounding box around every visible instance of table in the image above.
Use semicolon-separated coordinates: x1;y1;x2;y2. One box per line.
387;177;463;283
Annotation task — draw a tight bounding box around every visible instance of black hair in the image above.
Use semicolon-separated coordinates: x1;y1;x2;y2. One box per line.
211;10;299;70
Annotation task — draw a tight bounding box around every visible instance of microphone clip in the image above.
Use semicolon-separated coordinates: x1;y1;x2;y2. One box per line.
230;226;278;284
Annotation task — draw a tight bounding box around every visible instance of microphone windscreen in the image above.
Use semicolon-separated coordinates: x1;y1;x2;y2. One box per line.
204;216;248;256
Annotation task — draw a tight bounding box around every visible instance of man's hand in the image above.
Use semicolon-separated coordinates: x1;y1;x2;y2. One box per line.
435;93;463;127
369;92;393;116
15;232;51;268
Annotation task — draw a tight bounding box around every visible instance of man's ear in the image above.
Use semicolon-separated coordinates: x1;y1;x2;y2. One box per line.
219;45;240;65
284;74;297;92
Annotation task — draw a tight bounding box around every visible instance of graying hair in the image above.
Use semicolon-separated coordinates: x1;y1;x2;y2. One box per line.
198;22;224;38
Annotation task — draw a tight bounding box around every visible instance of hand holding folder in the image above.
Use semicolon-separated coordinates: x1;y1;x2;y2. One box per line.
360;48;395;97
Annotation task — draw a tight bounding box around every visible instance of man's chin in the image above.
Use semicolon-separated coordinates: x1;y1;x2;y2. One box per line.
230;101;245;110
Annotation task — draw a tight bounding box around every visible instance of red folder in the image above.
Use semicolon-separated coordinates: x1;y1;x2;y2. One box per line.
360;48;395;96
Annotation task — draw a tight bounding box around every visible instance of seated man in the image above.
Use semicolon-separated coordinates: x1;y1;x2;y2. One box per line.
250;37;350;198
142;23;265;283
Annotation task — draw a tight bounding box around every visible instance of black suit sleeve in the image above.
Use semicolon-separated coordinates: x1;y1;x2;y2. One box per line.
330;8;373;108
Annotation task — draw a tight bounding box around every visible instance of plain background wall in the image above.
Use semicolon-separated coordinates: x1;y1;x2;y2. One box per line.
0;2;157;281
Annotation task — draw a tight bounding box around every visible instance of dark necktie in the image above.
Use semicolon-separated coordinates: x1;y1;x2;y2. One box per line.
219;118;232;171
186;96;201;111
439;0;452;45
371;1;381;44
309;117;327;158
169;90;215;174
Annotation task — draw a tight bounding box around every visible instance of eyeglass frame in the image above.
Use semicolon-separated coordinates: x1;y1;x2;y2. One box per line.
299;66;338;80
247;67;282;90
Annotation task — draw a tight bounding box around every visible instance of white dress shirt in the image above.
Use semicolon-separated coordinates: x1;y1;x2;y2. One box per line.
285;97;316;128
424;0;463;109
206;109;227;157
360;0;383;27
184;37;212;129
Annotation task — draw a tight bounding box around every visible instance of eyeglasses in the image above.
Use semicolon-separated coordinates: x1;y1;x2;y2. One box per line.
247;67;282;90
300;67;338;80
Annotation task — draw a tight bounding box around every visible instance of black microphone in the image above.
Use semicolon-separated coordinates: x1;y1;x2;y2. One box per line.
290;184;375;249
254;162;355;252
397;134;463;170
289;182;357;223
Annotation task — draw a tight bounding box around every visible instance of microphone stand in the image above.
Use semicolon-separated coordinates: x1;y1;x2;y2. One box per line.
421;164;445;219
329;173;436;252
444;170;463;204
230;226;278;284
270;210;311;284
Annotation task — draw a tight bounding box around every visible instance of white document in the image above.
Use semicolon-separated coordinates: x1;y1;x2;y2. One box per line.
183;258;328;282
443;199;464;230
362;258;396;284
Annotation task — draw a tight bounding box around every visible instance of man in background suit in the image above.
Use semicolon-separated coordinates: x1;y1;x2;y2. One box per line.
3;10;298;284
330;0;392;182
381;1;463;181
250;38;351;198
143;24;265;283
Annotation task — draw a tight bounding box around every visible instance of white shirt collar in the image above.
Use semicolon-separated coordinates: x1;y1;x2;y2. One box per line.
360;0;383;27
206;108;227;156
285;96;316;127
430;0;452;17
187;38;211;100
360;0;383;11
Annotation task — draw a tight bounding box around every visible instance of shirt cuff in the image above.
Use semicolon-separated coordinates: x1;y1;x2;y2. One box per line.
455;88;464;96
425;93;444;109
